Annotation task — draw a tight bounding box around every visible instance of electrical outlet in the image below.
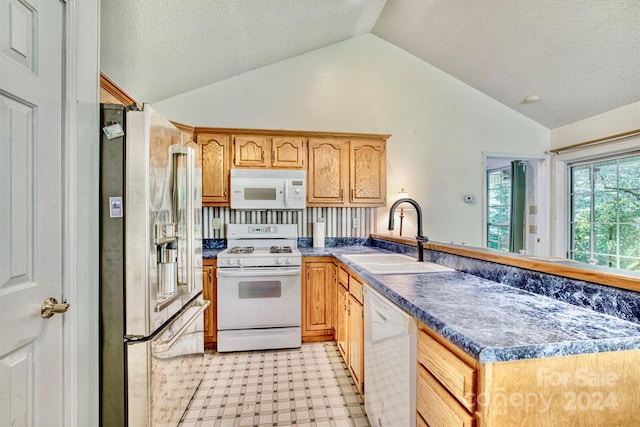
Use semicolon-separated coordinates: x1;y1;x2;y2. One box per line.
529;225;538;234
529;205;538;215
211;218;221;230
352;217;360;228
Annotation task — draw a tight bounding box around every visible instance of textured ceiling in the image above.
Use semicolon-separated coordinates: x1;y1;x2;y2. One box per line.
101;0;640;129
372;0;640;128
100;0;386;104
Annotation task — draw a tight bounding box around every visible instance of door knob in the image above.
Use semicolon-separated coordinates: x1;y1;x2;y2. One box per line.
41;297;70;319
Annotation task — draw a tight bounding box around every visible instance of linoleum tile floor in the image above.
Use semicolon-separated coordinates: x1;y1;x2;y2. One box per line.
179;342;370;427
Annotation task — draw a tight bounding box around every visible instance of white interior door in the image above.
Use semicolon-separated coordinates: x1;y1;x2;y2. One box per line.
0;0;66;425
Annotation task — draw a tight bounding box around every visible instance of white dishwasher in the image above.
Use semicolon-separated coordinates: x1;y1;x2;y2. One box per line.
364;285;417;427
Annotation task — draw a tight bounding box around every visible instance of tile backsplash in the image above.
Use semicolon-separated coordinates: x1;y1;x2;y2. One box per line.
202;207;376;239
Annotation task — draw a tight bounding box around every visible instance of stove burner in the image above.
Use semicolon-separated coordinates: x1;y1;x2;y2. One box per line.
228;246;254;254
270;246;293;254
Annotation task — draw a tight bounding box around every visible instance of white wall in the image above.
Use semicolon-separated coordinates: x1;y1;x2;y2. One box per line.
155;34;549;246
551;101;640;149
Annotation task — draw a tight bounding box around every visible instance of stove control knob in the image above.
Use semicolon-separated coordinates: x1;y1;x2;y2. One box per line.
238;259;245;266
285;258;292;265
275;258;283;265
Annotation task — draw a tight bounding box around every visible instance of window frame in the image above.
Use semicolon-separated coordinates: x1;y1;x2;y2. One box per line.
483;152;549;256
486;166;512;251
551;135;640;260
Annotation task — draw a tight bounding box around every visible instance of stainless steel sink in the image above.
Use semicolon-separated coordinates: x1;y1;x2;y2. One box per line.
342;253;454;274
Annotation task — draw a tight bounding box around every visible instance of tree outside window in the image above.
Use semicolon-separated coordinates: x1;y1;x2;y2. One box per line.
570;154;640;270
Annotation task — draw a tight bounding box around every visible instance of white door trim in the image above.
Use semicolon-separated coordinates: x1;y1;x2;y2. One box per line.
482;152;551;256
62;0;100;425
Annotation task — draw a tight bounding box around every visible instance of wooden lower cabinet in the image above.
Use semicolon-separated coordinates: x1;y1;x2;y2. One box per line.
418;321;640;426
336;281;349;360
203;260;217;349
347;292;364;394
302;258;334;342
334;265;365;395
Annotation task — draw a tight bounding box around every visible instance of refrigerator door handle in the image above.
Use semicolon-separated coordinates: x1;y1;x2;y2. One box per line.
169;144;196;293
153;300;210;353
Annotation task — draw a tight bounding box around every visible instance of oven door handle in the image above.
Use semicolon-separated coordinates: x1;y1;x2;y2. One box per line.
153;299;210;353
217;268;301;278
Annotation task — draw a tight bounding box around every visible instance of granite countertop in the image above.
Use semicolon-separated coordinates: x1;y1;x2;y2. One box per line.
304;246;640;363
207;244;640;363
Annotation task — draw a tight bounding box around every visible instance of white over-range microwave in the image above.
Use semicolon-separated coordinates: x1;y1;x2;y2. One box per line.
230;168;306;210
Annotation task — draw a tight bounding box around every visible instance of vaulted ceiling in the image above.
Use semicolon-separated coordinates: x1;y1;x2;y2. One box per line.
101;0;640;129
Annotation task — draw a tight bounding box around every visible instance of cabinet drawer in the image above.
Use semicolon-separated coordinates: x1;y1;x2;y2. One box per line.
418;328;476;411
349;276;363;304
338;267;349;290
417;364;475;427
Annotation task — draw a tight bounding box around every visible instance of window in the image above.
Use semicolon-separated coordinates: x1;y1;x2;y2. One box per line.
487;167;511;251
569;153;640;270
485;153;547;256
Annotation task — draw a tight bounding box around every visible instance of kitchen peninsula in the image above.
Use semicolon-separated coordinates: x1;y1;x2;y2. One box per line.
205;235;640;426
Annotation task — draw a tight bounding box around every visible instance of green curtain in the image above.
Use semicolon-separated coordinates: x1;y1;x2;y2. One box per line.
509;161;526;252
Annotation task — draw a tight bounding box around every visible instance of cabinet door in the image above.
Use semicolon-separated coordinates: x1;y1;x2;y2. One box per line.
197;133;230;205
233;135;270;167
330;263;337;334
307;139;349;205
272;137;305;169
336;285;349;362
202;262;217;349
350;139;386;205
348;295;364;395
304;262;332;332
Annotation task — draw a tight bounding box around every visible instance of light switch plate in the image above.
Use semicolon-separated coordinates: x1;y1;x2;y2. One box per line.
211;218;221;230
529;205;537;215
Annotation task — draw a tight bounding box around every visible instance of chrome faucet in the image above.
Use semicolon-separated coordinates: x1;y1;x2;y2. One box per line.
388;198;428;262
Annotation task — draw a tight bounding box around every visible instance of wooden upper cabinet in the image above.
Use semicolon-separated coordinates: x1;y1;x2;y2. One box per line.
350;140;386;205
192;127;388;206
232;135;305;169
272;137;305;169
197;133;231;206
307;139;349;205
233;135;270;168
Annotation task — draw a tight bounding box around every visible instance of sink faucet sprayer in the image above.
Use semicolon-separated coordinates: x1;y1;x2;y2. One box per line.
388;198;428;262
